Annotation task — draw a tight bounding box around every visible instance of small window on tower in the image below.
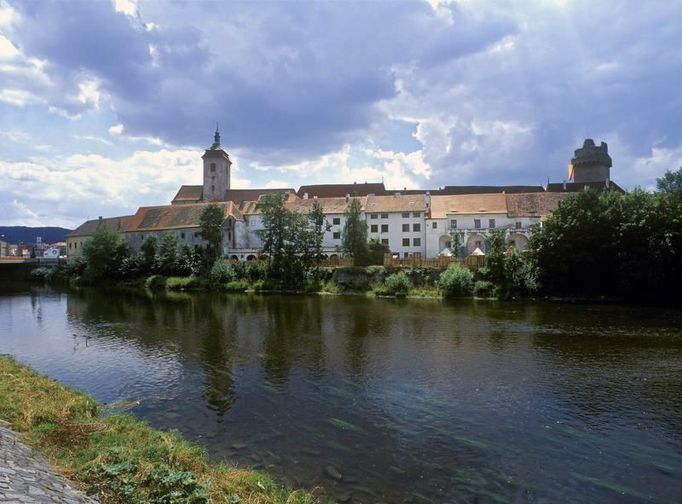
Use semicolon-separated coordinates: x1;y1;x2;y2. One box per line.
211;185;215;192
210;163;216;172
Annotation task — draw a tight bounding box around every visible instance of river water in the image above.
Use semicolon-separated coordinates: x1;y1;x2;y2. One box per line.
1;285;681;503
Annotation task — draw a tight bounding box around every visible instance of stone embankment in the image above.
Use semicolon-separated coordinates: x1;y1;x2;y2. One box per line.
0;420;98;504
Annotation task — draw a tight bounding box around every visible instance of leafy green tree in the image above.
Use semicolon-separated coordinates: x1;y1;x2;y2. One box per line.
257;193;292;283
449;230;462;257
199;204;225;264
140;235;158;271
485;228;507;284
308;200;326;280
341;198;369;266
368;238;390;265
157;234;179;275
82;227;130;282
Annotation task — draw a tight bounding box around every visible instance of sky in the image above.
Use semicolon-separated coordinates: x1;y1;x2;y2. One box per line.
0;0;680;228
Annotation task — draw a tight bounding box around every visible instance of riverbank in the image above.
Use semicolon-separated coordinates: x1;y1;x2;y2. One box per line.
0;355;316;504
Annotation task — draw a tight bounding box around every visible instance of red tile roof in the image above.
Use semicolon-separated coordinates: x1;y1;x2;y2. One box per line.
67;215;134;238
127;202;242;232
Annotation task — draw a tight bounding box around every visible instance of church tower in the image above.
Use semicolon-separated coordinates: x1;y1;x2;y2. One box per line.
570;139;612;184
202;125;231;202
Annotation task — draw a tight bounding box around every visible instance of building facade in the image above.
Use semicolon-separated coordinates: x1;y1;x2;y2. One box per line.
67;135;619;261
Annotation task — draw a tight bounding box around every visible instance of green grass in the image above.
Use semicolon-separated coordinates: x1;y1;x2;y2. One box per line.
0;356;318;504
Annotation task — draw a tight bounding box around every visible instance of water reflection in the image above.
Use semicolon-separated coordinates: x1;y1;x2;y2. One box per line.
1;286;681;503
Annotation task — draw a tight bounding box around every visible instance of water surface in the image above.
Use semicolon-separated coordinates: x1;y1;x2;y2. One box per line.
1;286;681;503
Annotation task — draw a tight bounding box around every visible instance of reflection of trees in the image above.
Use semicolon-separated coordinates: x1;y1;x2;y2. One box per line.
200;297;237;417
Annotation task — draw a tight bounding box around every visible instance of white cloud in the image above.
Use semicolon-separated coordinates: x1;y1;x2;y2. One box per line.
0;34;19;59
0;148;254;227
108;124;124;136
113;0;137;17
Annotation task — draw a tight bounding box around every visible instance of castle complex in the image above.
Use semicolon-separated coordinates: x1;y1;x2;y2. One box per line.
67;131;620;261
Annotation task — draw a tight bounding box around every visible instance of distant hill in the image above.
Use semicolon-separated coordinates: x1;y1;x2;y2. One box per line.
0;226;72;244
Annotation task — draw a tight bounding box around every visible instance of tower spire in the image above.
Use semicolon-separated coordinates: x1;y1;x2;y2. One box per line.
212;122;221;149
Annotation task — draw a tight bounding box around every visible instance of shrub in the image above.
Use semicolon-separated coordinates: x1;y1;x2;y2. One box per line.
145;275;166;291
439;263;474;298
223;280;249;293
383;271;411;297
209;261;236;286
30;266;56;282
165;276;200;291
473;280;495;298
118;253;144;278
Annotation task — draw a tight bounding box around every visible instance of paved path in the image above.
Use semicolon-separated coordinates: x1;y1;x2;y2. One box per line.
0;420;99;504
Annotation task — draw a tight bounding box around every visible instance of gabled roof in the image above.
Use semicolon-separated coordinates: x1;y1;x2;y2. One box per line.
545;181;624;193
287;196;367;214
224;188;295;204
365;194;427;213
439;185;545;195
506;193;569;218
67;215;134;238
297;182;387;198
172;185;203;204
127;202;242;232
429;194;508;219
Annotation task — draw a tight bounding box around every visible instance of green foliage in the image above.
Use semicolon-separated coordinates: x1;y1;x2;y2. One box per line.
156;234;179;275
449;230;462;257
199;204;225;265
30;266;58;282
166;276;201;291
485;228;507;285
177;245;202;276
82;227;130;282
140;236;158;271
223;280;249;293
439;263;474;298
145;274;166;291
473;280;495;298
209;260;236;285
531;183;682;302
381;272;411;297
368;238;390;265
341;198;369;266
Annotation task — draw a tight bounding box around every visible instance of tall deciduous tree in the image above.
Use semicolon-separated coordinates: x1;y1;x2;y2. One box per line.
341;197;369;266
82;227;129;282
199;204;225;264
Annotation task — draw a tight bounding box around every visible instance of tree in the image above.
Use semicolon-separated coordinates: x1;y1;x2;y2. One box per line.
341;198;369;265
140;235;158;271
257;193;291;282
449;230;462;257
485;228;507;285
82;227;129;281
157;234;179;274
309;200;326;280
656;167;682;196
199;204;225;264
368;238;390;265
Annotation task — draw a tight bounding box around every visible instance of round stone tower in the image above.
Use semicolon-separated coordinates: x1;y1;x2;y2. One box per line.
570;139;612;183
202;125;232;202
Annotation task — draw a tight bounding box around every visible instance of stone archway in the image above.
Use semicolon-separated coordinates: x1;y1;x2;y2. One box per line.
438;234;452;253
466;233;486;255
507;233;529;251
246;254;257;261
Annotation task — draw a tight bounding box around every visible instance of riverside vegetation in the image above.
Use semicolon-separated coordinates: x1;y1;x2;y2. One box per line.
31;167;682;304
0;355;316;504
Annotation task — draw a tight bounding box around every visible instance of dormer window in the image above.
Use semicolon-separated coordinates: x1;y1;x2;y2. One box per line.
210;163;216;172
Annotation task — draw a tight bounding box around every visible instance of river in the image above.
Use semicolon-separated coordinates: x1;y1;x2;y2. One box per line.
1;285;681;503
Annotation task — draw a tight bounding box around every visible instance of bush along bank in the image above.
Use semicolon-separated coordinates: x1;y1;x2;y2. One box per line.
0;355;316;504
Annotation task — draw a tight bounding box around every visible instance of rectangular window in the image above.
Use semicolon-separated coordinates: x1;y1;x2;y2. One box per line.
450;219;457;229
370;224;378;233
432;222;437;229
68;242;72;249
489;219;495;229
413;212;420;218
381;239;389;246
381;224;389;233
402;238;410;247
381;213;388;219
474;219;481;229
404;252;409;258
333;232;341;239
413;223;421;232
194;232;199;238
413;238;421;246
333;217;340;225
402;223;409;232
516;221;522;229
180;232;185;239
370;213;378;219
74;242;77;249
402;212;410;218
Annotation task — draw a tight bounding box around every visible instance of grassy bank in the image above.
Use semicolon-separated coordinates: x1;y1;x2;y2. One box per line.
0;355;317;504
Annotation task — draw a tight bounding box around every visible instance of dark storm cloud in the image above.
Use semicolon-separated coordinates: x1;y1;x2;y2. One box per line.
5;0;516;158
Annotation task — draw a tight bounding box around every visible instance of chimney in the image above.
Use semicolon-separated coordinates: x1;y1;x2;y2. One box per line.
563;181;567;191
